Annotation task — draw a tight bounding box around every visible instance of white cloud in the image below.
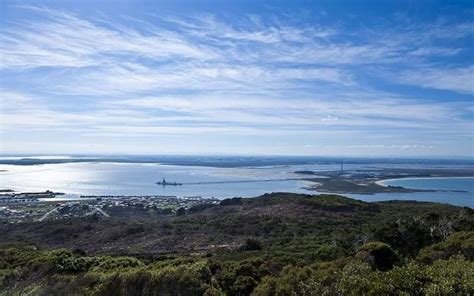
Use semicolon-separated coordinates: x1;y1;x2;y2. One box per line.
42;62;352;96
408;47;461;57
2;6;469;71
2;90;468;137
397;66;474;94
1;7;473;155
0;7;216;69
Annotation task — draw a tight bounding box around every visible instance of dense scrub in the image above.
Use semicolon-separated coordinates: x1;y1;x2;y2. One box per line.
1;193;473;295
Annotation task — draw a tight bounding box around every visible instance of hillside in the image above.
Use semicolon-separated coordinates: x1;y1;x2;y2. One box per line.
1;193;473;295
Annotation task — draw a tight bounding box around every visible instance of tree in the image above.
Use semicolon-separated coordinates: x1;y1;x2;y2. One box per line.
356;242;399;271
176;207;186;216
240;238;263;251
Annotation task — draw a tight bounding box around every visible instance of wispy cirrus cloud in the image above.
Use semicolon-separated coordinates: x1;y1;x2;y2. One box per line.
0;6;216;69
48;63;353;96
2;89;469;135
396;66;474;94
2;6;470;70
1;5;473;155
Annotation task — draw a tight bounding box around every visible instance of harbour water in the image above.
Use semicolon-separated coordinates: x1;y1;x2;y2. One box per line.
0;162;310;198
352;177;474;207
0;160;473;207
379;177;474;192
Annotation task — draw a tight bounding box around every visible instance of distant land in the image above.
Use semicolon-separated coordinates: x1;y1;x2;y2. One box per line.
1;155;473;167
296;167;474;195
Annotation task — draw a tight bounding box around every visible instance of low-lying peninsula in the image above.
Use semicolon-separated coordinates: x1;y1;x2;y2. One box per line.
297;167;474;194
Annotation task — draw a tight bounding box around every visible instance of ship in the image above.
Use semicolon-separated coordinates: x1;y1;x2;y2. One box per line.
156;178;182;186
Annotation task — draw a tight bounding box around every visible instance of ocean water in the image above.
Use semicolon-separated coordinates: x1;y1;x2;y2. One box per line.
357;177;473;207
0;161;473;207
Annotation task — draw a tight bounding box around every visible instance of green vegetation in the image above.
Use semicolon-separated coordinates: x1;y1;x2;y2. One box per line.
0;193;473;295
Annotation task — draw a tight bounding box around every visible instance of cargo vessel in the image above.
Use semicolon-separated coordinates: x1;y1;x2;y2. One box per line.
156;178;182;186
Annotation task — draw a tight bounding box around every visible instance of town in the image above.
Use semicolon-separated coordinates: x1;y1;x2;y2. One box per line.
0;192;220;223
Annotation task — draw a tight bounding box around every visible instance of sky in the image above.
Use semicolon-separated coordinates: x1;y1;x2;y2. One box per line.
0;0;473;157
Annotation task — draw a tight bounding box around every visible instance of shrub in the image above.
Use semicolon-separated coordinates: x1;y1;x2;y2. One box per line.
240;238;263;251
253;265;320;296
220;198;242;206
372;219;433;257
336;255;474;296
418;231;474;263
93;256;144;272
97;260;214;296
424;255;474;295
188;203;216;213
357;242;399;271
315;244;345;261
232;275;258;295
176;207;186;216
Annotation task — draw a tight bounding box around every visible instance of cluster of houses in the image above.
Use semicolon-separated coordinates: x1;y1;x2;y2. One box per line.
0;194;221;223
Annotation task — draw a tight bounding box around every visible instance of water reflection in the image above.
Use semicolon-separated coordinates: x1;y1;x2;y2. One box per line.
1;162;472;207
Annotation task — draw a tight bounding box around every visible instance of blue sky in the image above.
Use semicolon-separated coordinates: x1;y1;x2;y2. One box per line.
0;0;473;156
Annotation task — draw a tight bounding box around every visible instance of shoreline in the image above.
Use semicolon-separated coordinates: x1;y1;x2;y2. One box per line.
376;176;474;187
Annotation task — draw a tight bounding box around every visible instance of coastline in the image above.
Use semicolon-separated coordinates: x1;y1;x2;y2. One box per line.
376;176;474;187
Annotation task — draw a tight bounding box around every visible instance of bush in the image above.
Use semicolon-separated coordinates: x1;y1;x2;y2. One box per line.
92;256;144;272
176;207;186;216
97;260;214;296
418;231;474;263
253;265;320;296
357;242;399;271
232;275;258;295
372;219;433;257
315;244;346;261
240;238;263;251
188;203;216;213
220;198;242;206
424;255;474;295
336;255;474;296
203;286;225;296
